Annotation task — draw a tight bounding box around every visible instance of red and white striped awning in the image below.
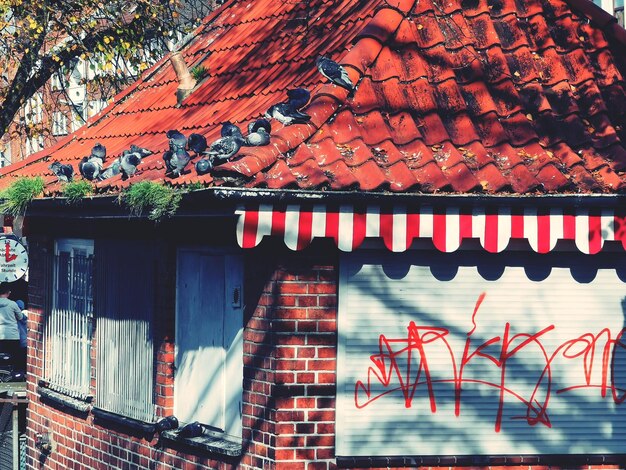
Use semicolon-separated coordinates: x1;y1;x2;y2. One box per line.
236;205;626;254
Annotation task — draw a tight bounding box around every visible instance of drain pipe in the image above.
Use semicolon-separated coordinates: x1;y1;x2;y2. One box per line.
168;39;196;104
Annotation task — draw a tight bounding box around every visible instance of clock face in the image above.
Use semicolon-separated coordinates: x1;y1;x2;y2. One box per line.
0;238;28;282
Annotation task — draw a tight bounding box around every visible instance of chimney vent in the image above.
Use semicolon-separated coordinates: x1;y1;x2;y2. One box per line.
170;50;197;105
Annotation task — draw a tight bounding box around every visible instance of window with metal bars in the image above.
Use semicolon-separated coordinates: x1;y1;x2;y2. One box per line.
94;240;156;423
44;239;94;399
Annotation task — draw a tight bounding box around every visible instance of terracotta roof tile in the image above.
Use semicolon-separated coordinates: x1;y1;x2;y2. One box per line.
1;0;624;197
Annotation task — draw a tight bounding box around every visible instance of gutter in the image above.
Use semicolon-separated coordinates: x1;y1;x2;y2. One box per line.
22;187;626;219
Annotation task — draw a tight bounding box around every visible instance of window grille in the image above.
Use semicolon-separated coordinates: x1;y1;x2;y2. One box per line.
95;241;155;422
44;253;94;399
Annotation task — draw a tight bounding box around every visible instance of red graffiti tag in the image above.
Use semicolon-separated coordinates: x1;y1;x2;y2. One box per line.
354;293;626;432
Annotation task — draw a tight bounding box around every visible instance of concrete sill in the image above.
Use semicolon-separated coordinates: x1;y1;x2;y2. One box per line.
92;407;156;434
161;428;242;458
37;386;91;413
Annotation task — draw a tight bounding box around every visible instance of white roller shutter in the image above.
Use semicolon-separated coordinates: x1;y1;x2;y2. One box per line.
337;251;626;457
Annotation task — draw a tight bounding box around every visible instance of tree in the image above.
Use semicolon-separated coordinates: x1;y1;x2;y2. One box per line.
0;0;217;155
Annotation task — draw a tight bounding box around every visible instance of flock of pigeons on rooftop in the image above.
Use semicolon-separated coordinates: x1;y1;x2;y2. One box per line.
47;56;354;186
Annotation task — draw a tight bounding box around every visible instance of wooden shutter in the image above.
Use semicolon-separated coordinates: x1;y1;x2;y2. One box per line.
337;250;626;456
95;240;156;422
175;249;243;437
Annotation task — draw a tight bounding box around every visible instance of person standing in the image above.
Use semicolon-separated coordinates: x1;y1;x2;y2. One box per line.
0;283;24;370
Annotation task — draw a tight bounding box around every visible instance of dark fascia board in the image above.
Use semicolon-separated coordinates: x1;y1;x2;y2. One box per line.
24;188;626;219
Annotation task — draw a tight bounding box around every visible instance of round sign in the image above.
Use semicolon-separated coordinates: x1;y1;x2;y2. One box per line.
0;237;28;282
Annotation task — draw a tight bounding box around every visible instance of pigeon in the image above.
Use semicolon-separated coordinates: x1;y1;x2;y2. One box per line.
163;148;191;178
287;88;311;110
207;135;244;164
91;143;106;161
220;121;244;140
98;159;122;180
265;102;310;126
245;127;270;146
316;56;354;93
195;158;212;175
248;118;271;135
120;151;142;179
129;144;153;158
178;421;204;438
49;162;74;182
188;133;208;155
78;156;103;180
155;416;179;433
166;130;187;152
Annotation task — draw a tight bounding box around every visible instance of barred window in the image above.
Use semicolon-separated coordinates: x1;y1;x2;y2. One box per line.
45;239;94;399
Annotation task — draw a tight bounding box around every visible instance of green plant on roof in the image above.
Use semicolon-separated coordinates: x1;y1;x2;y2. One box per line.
185;182;203;192
0;177;45;216
63;180;93;205
190;65;208;82
121;181;182;222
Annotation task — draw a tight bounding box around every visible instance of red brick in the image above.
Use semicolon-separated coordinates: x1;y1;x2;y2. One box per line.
276;423;295;434
296;372;315;384
296;347;316;358
277;359;306;371
308;410;334;421
318;296;337;307
296;397;316;408
276;308;308;320
308;359;336;371
317;423;334;434
318;372;336;384
295;448;316;460
276;435;306;447
317;347;336;358
275;449;296;461
306;435;335;447
296;423;316;434
298;321;318;332
316;448;335;460
279;282;309;294
276;463;305;470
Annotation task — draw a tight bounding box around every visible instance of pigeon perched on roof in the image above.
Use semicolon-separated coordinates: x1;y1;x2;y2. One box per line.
316;56;354;93
49;162;74;183
98;159;121;180
220;122;244;140
78;156;103;180
166;130;187;152
91;143;106;161
195;158;213;175
129;144;153;158
163;148;191;178
245;127;270;147
248;118;271;135
120;151;142;179
188;133;208;155
207;134;244;164
265;102;311;126
286;88;311;110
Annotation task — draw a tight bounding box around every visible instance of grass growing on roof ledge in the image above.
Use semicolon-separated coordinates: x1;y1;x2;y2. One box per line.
120;181;181;222
0;177;45;216
63;180;93;205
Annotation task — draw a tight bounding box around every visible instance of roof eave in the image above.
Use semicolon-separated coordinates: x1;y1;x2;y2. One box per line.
21;187;626;219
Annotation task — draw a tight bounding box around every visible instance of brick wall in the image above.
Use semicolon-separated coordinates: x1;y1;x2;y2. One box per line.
244;247;338;470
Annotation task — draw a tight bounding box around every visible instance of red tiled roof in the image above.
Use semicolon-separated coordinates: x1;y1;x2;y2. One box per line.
1;0;625;196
